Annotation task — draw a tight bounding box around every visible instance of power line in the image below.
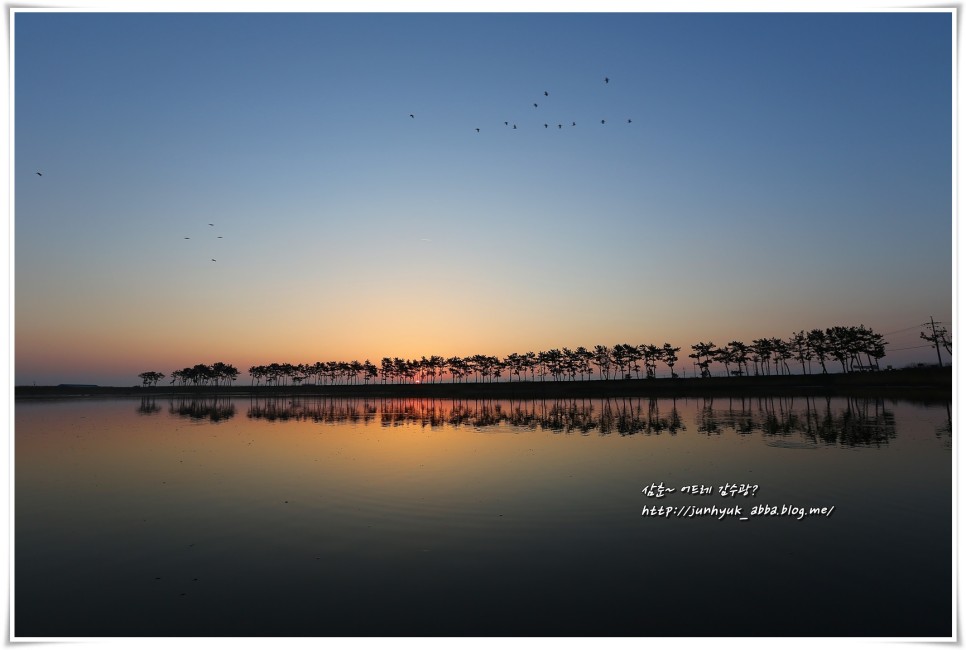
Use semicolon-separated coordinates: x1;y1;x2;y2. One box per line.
887;344;933;352
882;324;926;336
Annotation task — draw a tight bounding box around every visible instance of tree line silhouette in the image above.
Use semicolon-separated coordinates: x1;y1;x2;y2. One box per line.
160;362;240;387
142;324;895;387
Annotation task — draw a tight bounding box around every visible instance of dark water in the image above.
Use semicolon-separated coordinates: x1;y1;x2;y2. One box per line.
15;395;952;637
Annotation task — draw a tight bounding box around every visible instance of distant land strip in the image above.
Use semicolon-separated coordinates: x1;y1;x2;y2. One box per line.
15;366;951;401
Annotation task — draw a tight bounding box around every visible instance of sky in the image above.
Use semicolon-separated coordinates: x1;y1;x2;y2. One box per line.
9;6;956;386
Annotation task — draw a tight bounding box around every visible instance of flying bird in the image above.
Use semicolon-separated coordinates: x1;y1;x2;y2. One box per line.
544;124;548;128
475;128;480;132
504;121;509;126
572;122;576;126
544;91;549;96
184;237;190;240
208;223;214;226
211;259;216;262
601;119;606;124
513;124;517;129
557;124;562;129
35;171;42;176
604;77;609;84
627;119;632;123
533;103;538;108
410;114;414;118
217;236;223;239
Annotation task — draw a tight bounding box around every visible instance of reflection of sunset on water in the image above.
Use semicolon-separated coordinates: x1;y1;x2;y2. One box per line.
14;395;951;636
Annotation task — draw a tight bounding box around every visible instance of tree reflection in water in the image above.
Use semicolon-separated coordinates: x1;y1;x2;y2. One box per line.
239;396;688;436
136;397;161;415
165;396;236;422
145;395;906;446
695;395;897;446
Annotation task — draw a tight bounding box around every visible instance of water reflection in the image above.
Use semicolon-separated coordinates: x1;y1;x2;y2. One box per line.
243;396;373;424
936;402;952;446
243;396;687;435
18;394;950;637
695;395;898;446
167;396;236;422
136;397;161;415
149;394;906;445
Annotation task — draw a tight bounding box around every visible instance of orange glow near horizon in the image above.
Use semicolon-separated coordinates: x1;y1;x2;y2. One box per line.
14;288;952;385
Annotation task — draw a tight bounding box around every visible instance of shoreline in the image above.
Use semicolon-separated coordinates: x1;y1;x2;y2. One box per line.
14;366;952;400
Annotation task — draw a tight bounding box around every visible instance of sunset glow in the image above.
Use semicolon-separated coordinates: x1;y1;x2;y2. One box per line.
12;8;954;386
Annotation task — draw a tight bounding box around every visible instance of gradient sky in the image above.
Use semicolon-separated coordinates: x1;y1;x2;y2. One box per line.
12;8;954;385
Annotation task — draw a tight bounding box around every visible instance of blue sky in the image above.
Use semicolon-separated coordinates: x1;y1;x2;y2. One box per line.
10;8;954;385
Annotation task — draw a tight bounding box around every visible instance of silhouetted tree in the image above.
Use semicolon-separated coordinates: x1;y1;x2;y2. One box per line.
523;351;538;381
504;353;523;382
727;341;750;377
771;338;792;375
661;343;681;378
807;329;830;374
593;345;612;380
689;341;716;378
381;357;394;384
848;325;882;371
825;326;852;373
610;343;639;379
751;339;773;375
789;331;812;374
446;356;466;383
138;371;164;387
714;344;734;377
210;362;239;386
363;360;378;384
176;321;899;393
578;347;595;380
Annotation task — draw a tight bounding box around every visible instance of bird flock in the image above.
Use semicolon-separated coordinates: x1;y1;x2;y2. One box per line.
182;222;224;262
36;77;629;269
32;171;226;265
409;76;632;134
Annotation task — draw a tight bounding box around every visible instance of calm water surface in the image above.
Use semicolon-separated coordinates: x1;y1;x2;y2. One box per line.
15;395;952;637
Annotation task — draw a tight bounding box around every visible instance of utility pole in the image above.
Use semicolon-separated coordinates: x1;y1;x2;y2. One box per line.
924;316;944;367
